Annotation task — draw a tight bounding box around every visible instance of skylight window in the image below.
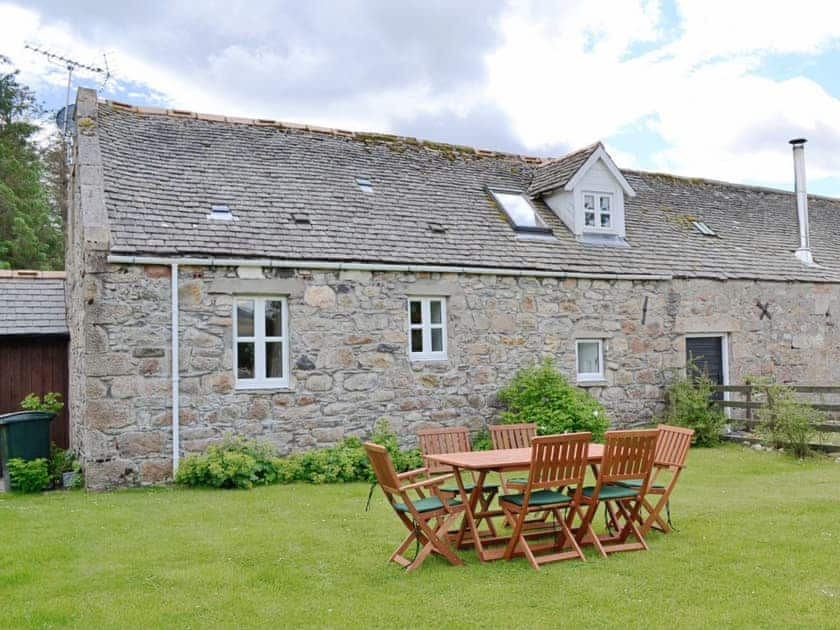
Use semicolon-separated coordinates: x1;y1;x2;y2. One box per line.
692;221;717;236
489;189;551;233
292;213;311;225
356;177;374;193
428;222;447;234
208;204;235;221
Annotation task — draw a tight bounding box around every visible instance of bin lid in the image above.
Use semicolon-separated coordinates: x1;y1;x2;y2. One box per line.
0;411;57;425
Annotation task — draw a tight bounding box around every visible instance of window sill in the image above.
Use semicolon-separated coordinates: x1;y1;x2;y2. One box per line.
409;356;449;363
576;379;608;387
235;384;294;392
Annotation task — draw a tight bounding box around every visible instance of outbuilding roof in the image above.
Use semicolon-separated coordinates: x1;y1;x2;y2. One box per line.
92;100;840;282
0;272;68;336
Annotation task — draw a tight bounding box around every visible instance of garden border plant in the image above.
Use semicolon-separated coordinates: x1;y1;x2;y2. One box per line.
662;362;725;446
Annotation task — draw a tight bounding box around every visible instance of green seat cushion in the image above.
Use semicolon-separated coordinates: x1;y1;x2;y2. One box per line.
393;496;462;514
507;477;528;485
499;489;572;507
617;479;665;489
440;482;499;494
581;484;639;500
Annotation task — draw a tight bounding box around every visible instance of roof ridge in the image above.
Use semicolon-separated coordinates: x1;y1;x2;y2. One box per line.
625;168;840;202
0;270;66;279
100;99;549;165
535;141;602;168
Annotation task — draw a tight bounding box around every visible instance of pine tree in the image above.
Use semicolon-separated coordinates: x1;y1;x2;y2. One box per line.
0;55;64;270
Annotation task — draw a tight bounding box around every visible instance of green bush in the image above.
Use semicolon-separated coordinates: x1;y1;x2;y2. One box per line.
48;443;79;486
175;437;282;489
176;420;422;488
20;392;64;414
755;382;820;458
7;458;50;493
471;428;492;451
496;358;609;440
663;367;725;446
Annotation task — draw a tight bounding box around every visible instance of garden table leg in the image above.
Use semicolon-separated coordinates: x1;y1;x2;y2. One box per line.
453;468;491;561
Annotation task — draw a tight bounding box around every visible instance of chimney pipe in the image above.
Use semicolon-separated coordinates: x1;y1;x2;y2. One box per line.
789;138;814;266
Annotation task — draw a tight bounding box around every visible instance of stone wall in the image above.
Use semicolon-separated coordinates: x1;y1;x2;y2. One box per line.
71;260;840;488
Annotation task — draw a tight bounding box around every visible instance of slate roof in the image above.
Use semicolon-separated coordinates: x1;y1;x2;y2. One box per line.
0;275;68;336
95;102;840;282
528;142;600;196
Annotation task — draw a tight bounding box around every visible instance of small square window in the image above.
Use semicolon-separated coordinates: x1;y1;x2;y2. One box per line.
576;339;604;381
582;192;614;232
408;297;447;361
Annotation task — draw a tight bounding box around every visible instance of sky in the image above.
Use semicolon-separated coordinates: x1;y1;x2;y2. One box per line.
3;0;840;196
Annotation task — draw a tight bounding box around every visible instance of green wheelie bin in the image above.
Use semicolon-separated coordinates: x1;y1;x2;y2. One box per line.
0;411;55;491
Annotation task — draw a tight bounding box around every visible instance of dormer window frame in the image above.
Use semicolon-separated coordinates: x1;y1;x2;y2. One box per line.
488;187;553;235
582;190;615;232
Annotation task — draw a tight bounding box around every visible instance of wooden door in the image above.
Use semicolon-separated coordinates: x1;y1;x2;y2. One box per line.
686;336;725;400
0;335;69;450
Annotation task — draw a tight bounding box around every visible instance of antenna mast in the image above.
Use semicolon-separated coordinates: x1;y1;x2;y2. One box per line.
24;44;111;138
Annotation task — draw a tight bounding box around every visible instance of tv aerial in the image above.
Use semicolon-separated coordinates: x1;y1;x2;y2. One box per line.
24;43;111;140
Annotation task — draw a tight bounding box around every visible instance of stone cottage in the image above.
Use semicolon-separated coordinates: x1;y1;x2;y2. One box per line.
66;87;840;488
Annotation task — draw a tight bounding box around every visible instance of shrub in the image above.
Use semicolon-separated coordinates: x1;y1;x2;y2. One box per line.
496;358;609;440
176;420;422;488
755;382;820;458
20;392;64;414
47;443;79;486
662;367;725;446
471;428;492;451
7;458;50;493
175;437;282;489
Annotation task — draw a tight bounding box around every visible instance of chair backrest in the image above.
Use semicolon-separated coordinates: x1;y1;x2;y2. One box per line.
654;424;694;469
364;442;401;495
489;423;537;449
599;429;659;484
417;427;471;475
527;432;592;490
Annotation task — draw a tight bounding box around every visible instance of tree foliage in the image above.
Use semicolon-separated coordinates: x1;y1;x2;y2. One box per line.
0;56;64;270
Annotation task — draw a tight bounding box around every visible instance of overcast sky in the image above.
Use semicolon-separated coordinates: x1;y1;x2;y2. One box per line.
3;0;840;196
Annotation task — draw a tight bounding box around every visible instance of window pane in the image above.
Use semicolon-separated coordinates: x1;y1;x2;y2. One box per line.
266;342;284;378
410;300;422;324
430;300;442;324
265;300;283;337
237;342;255;379
584;195;595;210
599;196;611;211
431;328;443;352
600;213;612;228
411;328;423;353
578;342;600;375
585;212;596;227
493;192;545;228
236;300;254;337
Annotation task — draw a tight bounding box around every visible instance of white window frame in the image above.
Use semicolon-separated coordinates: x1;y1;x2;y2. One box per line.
233;296;290;390
408;297;448;361
582;191;614;232
575;339;605;382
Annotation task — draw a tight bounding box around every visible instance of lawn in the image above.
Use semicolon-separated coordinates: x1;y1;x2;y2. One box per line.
1;445;838;628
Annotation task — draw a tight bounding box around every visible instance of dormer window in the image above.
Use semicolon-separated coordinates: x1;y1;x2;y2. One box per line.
489;189;551;234
583;193;613;229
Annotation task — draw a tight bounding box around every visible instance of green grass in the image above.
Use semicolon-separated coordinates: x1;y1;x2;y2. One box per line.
1;446;838;628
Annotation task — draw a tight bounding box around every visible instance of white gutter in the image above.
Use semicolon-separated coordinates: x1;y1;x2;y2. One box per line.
107;255;673;281
170;263;180;474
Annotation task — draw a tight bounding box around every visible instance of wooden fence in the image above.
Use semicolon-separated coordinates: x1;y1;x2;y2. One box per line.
712;385;840;446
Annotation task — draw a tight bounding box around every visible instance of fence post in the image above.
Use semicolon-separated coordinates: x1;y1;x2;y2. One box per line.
745;386;752;422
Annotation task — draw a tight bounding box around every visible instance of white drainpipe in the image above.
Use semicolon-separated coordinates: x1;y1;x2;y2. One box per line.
790;138;814;266
171;263;180;473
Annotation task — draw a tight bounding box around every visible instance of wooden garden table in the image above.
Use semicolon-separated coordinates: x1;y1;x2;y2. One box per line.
427;444;604;562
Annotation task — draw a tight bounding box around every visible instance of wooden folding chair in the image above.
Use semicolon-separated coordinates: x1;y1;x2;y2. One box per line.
613;424;694;536
576;429;658;557
417;427;498;538
489;423;537;494
499;432;592;570
364;443;466;572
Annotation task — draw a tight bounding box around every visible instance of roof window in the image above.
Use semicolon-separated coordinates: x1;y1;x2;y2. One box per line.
692;221;717;236
489;189;551;234
292;213;311;225
208;204;235;221
356;177;374;193
428;222;447;234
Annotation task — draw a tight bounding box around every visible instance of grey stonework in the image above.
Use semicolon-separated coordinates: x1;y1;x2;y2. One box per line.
70;262;840;489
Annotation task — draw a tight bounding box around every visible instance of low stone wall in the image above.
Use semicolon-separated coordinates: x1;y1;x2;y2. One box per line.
71;261;840;488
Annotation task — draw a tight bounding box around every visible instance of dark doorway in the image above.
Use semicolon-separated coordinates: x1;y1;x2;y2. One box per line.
686;336;726;400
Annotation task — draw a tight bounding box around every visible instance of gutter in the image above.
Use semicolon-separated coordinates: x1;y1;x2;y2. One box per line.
106;255;673;282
